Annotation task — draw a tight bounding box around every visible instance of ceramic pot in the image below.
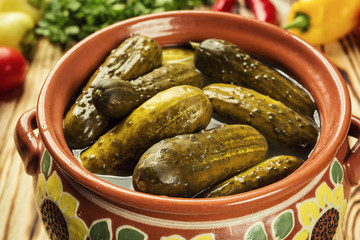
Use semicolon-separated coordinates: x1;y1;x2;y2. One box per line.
15;11;360;240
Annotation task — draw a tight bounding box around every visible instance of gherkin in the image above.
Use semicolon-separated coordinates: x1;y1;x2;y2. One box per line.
201;155;303;198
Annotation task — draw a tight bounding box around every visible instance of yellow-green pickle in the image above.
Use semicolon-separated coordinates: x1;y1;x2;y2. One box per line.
80;85;212;176
200;155;303;198
194;38;316;117
203;83;319;150
162;47;195;66
133;124;268;198
63;35;162;149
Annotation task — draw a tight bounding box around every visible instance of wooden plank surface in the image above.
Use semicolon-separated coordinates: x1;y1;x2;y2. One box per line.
1;1;360;239
0;39;63;240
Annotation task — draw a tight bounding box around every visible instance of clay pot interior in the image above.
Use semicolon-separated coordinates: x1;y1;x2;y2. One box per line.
37;10;350;213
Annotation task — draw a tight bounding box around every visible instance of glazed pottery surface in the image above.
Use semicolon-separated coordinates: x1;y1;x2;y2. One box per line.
14;10;360;240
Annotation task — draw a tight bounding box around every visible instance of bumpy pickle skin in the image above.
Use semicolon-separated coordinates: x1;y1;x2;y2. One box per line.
63;35;162;149
133;124;268;198
203;83;319;150
92;63;203;118
80;85;213;176
200;155;303;198
194;38;316;117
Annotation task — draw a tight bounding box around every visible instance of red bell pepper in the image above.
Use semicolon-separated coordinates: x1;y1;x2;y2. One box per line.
211;0;237;12
245;0;278;25
211;0;278;25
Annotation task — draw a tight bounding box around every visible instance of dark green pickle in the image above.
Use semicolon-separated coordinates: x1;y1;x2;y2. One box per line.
92;79;140;119
63;35;162;149
92;63;203;118
194;38;316;117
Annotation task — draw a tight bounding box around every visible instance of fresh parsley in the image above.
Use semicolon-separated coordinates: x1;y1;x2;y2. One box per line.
35;0;213;46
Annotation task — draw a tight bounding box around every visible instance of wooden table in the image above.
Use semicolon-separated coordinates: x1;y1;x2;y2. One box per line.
1;1;360;239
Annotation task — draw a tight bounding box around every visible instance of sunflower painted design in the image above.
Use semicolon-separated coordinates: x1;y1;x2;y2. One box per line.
293;159;347;240
36;171;88;240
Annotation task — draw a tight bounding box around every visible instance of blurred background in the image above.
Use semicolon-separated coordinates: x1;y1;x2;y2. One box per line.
0;0;359;239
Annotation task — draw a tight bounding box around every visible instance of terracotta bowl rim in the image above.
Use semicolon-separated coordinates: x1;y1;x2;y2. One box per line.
37;10;351;214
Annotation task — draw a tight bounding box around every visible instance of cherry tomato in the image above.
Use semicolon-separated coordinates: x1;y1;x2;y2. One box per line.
0;47;27;92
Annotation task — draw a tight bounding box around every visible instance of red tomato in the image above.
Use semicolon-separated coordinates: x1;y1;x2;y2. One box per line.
0;47;27;92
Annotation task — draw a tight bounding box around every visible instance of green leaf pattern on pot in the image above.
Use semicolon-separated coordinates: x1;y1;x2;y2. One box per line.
90;219;112;240
116;225;148;240
293;158;347;240
244;222;267;240
271;210;294;239
331;159;343;185
41;149;52;176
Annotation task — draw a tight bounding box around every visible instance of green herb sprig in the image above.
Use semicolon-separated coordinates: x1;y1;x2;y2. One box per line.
35;0;213;47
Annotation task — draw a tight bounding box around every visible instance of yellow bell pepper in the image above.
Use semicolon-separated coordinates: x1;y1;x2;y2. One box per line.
284;0;360;45
0;12;35;59
0;0;47;22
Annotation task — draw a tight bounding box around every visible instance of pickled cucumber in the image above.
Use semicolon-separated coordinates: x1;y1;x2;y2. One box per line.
162;47;194;66
200;155;303;198
92;64;203;118
203;83;319;149
133;124;268;198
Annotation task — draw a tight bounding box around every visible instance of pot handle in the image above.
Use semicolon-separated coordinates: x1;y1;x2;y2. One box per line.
14;108;43;176
344;115;360;186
